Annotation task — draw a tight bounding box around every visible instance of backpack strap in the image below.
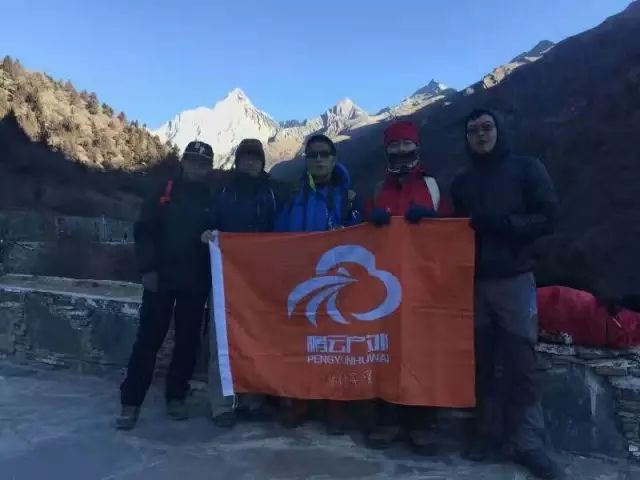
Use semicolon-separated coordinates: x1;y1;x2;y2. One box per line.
159;180;174;206
423;176;440;211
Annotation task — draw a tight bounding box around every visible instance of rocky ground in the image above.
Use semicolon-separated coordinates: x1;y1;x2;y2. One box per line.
1;361;639;480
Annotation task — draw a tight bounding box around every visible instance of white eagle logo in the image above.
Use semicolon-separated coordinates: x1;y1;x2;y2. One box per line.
287;245;402;326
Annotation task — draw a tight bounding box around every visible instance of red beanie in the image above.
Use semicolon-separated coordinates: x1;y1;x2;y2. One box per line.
384;121;420;147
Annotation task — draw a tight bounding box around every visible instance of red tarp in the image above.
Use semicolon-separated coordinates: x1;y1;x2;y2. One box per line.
537;286;640;349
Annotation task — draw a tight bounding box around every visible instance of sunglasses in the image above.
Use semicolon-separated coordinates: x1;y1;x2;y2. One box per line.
305;152;333;160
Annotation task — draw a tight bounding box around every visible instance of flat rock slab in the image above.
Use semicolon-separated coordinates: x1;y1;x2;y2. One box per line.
1;362;639;480
0;274;141;303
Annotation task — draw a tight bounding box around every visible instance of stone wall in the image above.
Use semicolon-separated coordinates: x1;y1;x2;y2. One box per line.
0;211;137;281
0;273;638;460
0;211;133;243
537;343;640;460
0;275;209;377
0;275;143;371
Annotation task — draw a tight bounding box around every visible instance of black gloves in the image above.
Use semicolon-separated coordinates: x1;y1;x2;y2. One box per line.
405;204;438;224
370;208;391;227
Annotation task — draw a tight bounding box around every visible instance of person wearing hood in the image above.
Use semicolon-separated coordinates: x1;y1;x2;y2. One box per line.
451;110;561;479
117;141;216;430
274;134;362;434
201;138;280;428
363;120;450;455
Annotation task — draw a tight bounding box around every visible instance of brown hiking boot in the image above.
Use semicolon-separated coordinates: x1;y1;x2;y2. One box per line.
115;405;140;431
364;425;402;450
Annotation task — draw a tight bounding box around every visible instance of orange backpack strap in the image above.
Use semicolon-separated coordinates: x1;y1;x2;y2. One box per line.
159;180;174;206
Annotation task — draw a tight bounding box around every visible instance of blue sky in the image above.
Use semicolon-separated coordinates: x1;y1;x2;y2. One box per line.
0;0;630;128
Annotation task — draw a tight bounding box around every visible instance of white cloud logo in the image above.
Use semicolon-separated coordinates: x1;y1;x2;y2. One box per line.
287;245;402;326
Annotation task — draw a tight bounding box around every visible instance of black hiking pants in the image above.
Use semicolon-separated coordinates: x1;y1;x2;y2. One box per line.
120;289;208;407
474;272;545;453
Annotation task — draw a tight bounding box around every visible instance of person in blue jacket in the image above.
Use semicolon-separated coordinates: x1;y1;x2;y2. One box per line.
275;134;361;434
275;134;361;232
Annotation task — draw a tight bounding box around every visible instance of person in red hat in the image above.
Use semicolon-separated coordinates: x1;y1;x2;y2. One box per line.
363;120;450;454
368;120;451;226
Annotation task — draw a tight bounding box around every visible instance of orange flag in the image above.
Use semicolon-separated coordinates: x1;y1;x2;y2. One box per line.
210;218;476;407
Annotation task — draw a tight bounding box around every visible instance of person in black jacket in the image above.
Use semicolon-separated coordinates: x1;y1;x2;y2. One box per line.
201;138;279;428
116;141;215;430
451;110;562;480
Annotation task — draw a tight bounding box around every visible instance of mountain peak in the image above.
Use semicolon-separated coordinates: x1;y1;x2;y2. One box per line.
411;79;450;97
222;87;249;104
154;87;278;165
328;98;368;119
510;40;555;63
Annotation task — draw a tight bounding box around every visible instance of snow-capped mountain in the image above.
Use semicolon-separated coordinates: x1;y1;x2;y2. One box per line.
153;81;452;169
154;88;278;168
273;98;369;143
151;38;557;171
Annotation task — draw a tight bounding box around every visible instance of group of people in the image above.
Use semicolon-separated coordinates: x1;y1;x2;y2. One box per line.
115;109;561;480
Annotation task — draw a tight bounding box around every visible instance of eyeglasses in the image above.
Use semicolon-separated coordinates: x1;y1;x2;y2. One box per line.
305;152;333;160
466;124;496;136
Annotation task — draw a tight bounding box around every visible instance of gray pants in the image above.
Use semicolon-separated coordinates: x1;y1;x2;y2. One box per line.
207;303;264;418
474;272;545;452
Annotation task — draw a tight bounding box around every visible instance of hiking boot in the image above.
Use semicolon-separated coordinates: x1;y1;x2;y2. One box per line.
278;400;309;429
236;394;275;423
325;420;346;436
513;449;563;480
166;400;188;421
464;435;493;462
212;411;237;429
115;405;140;431
237;404;274;422
364;425;402;450
408;429;438;456
325;401;347;436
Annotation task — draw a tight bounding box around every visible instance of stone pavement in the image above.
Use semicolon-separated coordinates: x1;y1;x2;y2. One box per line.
1;361;639;480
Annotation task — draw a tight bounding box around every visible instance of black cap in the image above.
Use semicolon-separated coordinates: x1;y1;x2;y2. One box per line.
235;138;265;164
183;141;214;163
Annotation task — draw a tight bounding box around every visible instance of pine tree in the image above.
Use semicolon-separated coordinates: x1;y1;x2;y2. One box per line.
87;92;100;114
102;103;114;117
